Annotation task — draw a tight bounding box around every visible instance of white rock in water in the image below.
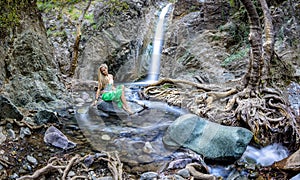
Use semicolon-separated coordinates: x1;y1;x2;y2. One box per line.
101;134;111;141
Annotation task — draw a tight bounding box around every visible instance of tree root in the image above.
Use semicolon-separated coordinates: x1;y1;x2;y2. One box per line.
17;162;66;180
186;163;217;180
143;78;300;149
17;152;124;180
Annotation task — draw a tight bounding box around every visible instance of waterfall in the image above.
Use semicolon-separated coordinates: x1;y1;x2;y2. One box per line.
146;3;172;82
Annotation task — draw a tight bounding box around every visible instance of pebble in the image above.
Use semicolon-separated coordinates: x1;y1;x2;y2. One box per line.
101;134;111;141
143;141;155;154
174;174;185;180
26;155;38;166
68;170;76;177
176;169;190;178
7;129;16;139
20;127;32;139
140;172;158;180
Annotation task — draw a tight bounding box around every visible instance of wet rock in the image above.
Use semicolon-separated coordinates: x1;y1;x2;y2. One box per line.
44;125;76;150
140;172;158;180
174;174;186;180
167;158;192;169
0;95;23;121
163;114;253;162
97;101;128;116
97;101;143;116
177;168;190;178
273;148;300;172
143;142;155;154
101;134;111;141
241;144;289;166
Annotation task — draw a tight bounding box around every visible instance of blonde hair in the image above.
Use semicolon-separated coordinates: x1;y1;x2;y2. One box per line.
98;63;109;88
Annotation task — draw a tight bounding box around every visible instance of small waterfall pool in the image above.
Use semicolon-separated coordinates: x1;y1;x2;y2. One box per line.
73;83;296;178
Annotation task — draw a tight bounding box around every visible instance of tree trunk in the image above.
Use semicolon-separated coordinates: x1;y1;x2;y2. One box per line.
259;0;274;85
69;0;92;77
240;0;263;91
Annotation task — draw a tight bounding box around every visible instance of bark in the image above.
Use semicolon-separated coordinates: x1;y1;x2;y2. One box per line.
259;0;274;85
69;0;92;77
240;0;263;91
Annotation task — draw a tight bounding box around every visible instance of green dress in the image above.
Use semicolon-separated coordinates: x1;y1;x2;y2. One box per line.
101;84;123;108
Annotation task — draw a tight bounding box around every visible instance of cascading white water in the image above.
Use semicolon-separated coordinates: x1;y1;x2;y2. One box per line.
146;3;172;82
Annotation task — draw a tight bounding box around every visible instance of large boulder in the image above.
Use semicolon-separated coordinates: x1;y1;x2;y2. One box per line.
163;114;253;162
97;100;144;117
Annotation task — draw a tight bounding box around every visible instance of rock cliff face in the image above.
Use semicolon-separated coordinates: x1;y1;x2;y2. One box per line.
0;0;299;109
0;1;70;110
75;0;231;83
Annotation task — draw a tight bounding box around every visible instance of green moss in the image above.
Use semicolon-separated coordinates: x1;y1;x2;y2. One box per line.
221;47;249;66
0;0;28;38
104;0;129;16
84;13;94;23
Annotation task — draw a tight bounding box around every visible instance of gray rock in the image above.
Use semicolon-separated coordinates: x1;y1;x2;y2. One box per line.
97;100;143;116
34;110;59;125
174;174;186;180
163;114;253;161
44;126;76;150
176;168;190;178
140;172;158;180
20;127;31;139
26;155;38;166
97;101;128;116
0;95;23;121
7;129;16;140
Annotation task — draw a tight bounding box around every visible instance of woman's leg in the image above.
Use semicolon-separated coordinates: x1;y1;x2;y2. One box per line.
120;85;133;114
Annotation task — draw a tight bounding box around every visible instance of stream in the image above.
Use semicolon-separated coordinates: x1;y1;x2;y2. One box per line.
73;83;299;179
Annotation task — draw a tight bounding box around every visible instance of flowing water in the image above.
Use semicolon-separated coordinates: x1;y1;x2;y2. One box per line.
147;3;172;82
75;88;187;166
74;87;294;177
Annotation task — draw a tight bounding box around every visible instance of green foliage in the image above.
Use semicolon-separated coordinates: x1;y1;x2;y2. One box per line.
104;0;129;16
84;13;94;23
67;7;80;20
0;7;19;29
37;0;81;12
221;47;249;66
0;0;28;38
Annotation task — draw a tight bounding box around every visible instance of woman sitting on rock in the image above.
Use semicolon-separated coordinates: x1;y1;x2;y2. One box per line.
93;63;133;114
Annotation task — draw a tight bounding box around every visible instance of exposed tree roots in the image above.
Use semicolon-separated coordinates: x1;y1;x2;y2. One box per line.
17;152;124;180
143;78;300;150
